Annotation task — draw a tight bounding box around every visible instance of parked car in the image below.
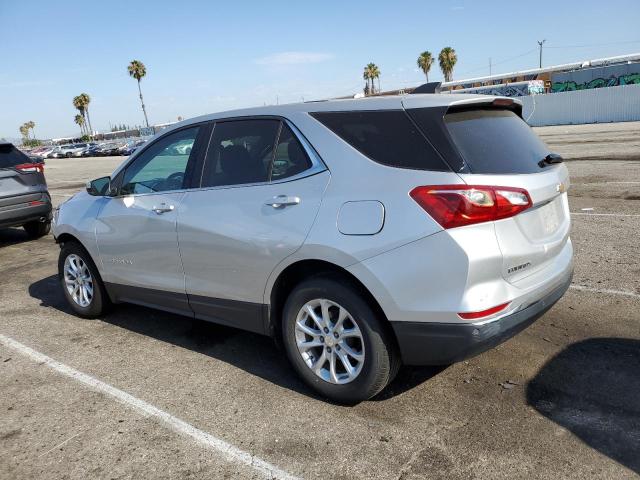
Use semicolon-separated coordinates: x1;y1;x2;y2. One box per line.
53;94;573;403
72;143;95;157
81;144;103;157
48;147;67;159
0;142;52;238
35;146;58;159
119;140;146;156
94;143;121;156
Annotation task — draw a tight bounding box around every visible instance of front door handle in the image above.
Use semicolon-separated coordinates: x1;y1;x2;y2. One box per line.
152;203;175;214
265;195;300;208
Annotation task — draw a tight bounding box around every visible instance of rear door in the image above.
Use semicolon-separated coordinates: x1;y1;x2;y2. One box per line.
177;119;329;333
404;99;571;285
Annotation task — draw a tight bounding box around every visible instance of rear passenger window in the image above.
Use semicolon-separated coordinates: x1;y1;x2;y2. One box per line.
270;124;312;180
202;120;279;187
310;110;449;171
0;143;31;169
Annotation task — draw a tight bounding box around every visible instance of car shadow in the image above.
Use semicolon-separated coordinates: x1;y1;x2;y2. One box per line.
0;227;31;247
527;338;640;474
29;275;444;403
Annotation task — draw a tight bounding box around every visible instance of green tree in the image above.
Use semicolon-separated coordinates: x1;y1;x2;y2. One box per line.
438;47;457;82
19;124;29;141
417;51;434;82
127;60;150;127
363;63;381;95
72;95;88;136
78;93;93;135
74;114;85;137
26;121;36;140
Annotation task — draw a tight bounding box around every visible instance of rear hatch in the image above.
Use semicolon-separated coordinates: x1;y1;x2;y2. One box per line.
0;143;48;207
404;97;571;286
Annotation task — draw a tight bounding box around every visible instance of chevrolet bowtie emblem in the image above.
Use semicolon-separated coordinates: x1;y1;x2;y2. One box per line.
556;182;567;194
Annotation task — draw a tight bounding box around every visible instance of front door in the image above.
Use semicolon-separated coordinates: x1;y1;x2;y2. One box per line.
95;125;203;315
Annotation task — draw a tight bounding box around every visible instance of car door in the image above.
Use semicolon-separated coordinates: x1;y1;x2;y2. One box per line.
95;125;206;315
177;119;329;333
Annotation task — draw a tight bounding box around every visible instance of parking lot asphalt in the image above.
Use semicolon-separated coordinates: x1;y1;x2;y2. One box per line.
1;122;639;479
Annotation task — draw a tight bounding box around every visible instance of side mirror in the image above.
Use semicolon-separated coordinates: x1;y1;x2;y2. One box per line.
86;176;113;196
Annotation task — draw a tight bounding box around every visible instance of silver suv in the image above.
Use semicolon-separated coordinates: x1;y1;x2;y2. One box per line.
53;94;573;403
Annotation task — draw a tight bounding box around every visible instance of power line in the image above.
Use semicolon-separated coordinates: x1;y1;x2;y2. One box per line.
456;48;537;77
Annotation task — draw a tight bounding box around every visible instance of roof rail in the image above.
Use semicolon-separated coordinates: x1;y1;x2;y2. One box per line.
411;82;442;94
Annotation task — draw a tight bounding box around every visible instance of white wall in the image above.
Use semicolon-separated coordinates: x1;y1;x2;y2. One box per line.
521;84;640;127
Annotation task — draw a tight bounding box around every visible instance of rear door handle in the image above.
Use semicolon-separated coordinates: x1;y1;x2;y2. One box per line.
265;195;300;208
152;203;175;214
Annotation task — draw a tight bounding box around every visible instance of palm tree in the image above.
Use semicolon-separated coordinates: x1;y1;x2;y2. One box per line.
19;124;28;141
78;93;93;135
74;114;85;137
72;95;87;136
417;51;434;82
127;60;149;127
438;47;457;82
363;63;381;95
26;121;36;140
363;65;372;95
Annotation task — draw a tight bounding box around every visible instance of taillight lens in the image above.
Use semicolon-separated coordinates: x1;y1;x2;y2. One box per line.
410;185;532;229
15;163;44;174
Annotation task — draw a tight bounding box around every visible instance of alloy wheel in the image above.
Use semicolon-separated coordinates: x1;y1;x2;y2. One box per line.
63;254;94;308
294;299;365;384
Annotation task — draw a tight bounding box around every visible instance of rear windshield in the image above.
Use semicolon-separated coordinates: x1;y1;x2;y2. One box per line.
0;144;31;169
443;109;550;174
310;110;450;171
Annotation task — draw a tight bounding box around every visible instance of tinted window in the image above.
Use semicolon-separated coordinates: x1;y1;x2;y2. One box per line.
0;144;31;168
201;119;279;187
443;109;550;174
310;110;449;171
121;127;199;195
270;123;312;180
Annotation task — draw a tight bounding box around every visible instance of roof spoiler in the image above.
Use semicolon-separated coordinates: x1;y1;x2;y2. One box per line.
411;82;442;94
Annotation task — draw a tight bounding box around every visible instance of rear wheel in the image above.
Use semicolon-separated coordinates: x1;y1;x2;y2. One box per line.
58;241;110;318
282;276;399;404
23;220;50;238
65;152;72;158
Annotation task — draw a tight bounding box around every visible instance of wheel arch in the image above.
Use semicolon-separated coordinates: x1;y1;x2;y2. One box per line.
267;259;399;352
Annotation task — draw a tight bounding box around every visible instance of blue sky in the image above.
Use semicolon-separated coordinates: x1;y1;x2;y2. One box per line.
2;0;639;139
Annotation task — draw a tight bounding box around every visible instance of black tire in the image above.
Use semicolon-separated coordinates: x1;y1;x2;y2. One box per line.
58;241;111;318
282;275;399;404
23;220;51;238
65;152;72;158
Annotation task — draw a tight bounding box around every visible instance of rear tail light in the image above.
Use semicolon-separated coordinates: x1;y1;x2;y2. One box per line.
15;163;44;174
458;302;510;320
410;185;532;229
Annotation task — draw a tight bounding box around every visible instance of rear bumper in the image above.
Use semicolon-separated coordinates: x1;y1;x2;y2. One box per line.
0;196;52;228
391;271;572;365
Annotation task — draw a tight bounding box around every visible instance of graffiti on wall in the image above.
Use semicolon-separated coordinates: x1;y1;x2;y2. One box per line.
551;64;640;93
452;80;544;97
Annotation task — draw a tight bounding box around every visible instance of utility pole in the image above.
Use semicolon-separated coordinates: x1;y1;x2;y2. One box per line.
537;39;546;68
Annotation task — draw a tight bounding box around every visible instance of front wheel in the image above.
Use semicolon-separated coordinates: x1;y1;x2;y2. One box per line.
282;276;399;404
58;241;110;318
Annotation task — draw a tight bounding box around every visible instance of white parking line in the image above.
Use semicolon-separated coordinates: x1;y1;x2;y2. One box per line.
571;212;640;217
570;285;640;299
0;334;300;480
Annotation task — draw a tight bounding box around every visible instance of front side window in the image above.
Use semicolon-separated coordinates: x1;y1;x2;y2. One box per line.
121;126;199;195
201;120;279;187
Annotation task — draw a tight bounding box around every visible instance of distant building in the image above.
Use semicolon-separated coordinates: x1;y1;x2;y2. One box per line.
442;53;640;97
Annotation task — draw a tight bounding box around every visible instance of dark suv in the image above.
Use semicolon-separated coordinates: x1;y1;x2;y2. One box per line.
0;142;52;238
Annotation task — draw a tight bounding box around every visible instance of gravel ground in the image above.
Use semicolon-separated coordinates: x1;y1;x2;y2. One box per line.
1;122;639;479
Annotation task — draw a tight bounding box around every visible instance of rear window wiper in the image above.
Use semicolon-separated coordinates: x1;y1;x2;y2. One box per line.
538;153;564;168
